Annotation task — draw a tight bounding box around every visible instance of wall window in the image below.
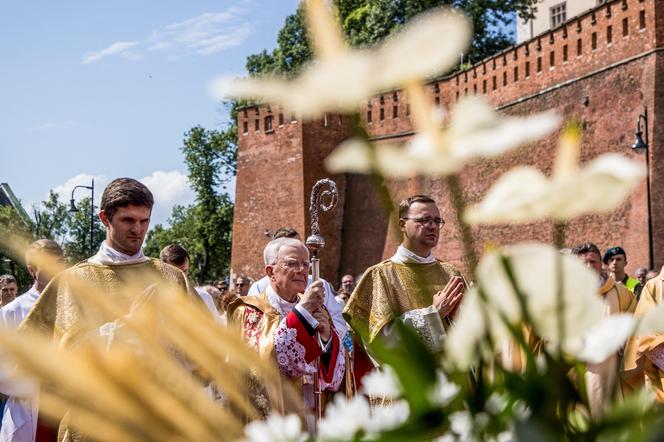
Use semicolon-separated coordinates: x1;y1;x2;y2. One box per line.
264;115;273;132
563;45;568;62
622;17;629;36
242;121;248;134
550;3;567;28
254;119;259;131
278;113;284;126
607;26;613;44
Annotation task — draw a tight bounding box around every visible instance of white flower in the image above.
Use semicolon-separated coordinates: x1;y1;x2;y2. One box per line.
319;395;372;441
465;126;646;224
565;314;635;363
212;4;470;118
243;413;305;442
364;400;410;435
361;365;402;398
446;243;608;368
449;411;472;438
429;370;460;406
325;97;560;177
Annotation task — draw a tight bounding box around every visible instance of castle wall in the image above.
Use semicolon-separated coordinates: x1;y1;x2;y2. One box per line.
233;0;661;281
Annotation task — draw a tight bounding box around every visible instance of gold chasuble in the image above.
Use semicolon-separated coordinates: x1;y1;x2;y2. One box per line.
19;258;195;441
228;294;303;418
624;268;664;401
344;259;461;343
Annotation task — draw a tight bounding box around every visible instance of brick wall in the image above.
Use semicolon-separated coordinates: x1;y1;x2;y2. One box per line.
233;0;661;282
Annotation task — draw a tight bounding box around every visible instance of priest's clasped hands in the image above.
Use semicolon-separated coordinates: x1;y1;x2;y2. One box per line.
299;280;331;341
434;276;466;320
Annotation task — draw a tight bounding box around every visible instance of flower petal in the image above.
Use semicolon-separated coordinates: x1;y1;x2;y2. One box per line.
213;8;470;117
464;153;645;224
448;98;560;162
464;167;553;224
375;9;471;87
565;314;635;363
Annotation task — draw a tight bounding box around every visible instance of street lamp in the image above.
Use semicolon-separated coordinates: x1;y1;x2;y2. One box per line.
631;106;653;269
68;179;95;255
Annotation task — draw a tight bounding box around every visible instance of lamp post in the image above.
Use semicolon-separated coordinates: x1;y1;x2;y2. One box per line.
631;106;654;269
68;179;95;255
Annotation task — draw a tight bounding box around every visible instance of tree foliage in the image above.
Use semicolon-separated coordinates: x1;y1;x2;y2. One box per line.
144;126;235;284
246;0;537;77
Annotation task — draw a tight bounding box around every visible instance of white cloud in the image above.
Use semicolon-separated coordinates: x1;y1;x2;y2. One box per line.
48;171;195;227
140;170;195;225
50;173;109;204
81;4;253;65
81;41;140;65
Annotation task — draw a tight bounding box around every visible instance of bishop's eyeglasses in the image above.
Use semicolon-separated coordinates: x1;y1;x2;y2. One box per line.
276;260;311;272
401;217;445;229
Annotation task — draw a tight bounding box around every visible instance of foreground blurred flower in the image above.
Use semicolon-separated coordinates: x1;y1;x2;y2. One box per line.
429;370;460;406
445;243;633;368
318;394;410;441
319;395;371;440
464;125;646;224
212;1;470;117
325;95;560;177
361;365;402;398
244;413;305;442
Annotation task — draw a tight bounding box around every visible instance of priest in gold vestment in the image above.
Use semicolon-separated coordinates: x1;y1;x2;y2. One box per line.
624;266;664;401
344;195;466;354
20;178;195;441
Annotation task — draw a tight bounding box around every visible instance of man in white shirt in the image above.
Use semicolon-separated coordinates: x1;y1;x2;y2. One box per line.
0;239;64;442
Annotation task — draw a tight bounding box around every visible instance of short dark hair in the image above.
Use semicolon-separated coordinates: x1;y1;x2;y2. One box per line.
273;227;299;239
398;195;436;219
0;275;16;285
25;239;64;267
101;178;154;220
160;244;190;267
571;242;601;259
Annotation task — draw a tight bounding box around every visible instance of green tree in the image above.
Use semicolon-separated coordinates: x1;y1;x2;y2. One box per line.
144;126;236;284
246;0;538;77
63;197;105;263
0;205;34;290
34;191;69;244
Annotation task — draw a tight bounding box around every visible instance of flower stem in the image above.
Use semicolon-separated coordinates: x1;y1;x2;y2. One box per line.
553;222;565;354
445;174;477;273
553;222;566;250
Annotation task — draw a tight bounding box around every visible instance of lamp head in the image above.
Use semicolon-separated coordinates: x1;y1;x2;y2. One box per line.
631;130;648;153
68;198;78;213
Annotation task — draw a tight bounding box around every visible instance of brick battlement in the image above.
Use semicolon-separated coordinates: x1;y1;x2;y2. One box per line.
239;0;657;141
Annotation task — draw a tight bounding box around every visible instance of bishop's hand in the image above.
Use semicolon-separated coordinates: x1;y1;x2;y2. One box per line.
433;276;465;320
299;280;325;315
312;308;332;342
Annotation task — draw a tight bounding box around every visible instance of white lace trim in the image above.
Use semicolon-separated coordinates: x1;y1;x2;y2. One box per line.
274;320;317;378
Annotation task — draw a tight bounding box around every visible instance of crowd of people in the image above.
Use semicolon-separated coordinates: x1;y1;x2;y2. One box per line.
0;178;661;440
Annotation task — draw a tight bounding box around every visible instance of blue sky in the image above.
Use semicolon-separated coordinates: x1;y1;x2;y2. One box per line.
1;0;299;225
